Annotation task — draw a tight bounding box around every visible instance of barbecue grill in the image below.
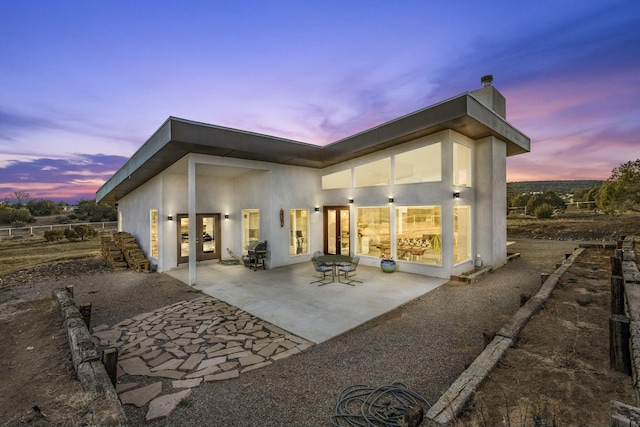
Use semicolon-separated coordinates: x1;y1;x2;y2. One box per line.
247;240;267;271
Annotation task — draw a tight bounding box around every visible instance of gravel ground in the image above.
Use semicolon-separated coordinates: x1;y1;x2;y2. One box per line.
0;238;585;426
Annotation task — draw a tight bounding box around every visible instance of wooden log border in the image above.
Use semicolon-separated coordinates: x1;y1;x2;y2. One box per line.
52;289;128;427
425;248;584;426
620;235;640;418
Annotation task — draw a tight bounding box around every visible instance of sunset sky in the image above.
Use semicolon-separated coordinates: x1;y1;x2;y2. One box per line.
1;0;638;203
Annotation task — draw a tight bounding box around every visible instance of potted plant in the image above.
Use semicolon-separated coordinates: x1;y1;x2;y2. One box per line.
380;256;397;273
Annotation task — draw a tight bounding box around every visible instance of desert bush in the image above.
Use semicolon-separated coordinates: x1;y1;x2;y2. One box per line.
26;199;60;216
534;203;554;219
56;215;72;224
0;206;35;225
64;224;98;241
44;229;66;241
526;191;566;215
75;199;117;222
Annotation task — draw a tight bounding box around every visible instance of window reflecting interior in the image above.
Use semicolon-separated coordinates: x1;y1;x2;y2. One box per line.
150;210;158;258
180;217;189;258
289;209;309;256
454;205;471;264
340;209;350;255
242;209;260;254
453;143;472;187
322;169;351;189
355;158;391;187
327;209;337;254
395;143;441;184
356;207;390;258
396;206;442;265
202;216;215;254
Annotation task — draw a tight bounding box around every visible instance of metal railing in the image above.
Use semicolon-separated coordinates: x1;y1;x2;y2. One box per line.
0;221;118;237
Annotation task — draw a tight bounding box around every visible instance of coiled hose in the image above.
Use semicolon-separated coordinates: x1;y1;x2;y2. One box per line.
330;382;432;427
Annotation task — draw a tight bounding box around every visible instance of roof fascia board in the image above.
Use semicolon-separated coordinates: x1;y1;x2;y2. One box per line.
96;118;172;201
97;93;531;202
465;95;530;155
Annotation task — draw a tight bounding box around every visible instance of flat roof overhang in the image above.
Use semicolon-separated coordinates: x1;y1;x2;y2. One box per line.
96;92;530;203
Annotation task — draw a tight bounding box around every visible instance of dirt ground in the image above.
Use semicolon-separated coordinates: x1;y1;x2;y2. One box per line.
456;246;636;427
0;260;201;427
1;211;639;426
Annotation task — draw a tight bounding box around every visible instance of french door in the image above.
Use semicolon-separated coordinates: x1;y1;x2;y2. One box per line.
177;213;221;264
324;206;350;255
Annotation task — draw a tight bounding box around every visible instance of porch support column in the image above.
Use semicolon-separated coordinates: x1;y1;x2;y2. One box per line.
188;156;197;285
475;136;507;268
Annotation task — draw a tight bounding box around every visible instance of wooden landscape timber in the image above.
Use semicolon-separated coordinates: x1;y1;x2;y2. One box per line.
424;248;584;425
52;288;127;427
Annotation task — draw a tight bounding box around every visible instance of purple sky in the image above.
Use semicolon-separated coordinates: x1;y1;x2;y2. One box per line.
1;0;638;203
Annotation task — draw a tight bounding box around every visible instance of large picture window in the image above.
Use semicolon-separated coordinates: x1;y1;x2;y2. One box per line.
396;206;441;265
241;209;260;254
150;209;158;258
395;143;441;184
454;205;471;264
356;207;390;258
289;209;309;256
355;158;391;187
322;169;351;189
453;142;472;187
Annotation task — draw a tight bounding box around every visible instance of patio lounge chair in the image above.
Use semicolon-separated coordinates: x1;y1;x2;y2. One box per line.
310;257;334;286
337;256;361;285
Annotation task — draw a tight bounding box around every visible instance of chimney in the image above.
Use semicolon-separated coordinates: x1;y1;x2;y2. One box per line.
481;74;493;87
470;74;506;119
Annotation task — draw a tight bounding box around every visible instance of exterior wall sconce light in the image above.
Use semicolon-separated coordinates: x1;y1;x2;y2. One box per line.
224;214;230;219
453;192;460;198
388;197;394;203
167;215;173;221
314;207;320;212
348;198;354;204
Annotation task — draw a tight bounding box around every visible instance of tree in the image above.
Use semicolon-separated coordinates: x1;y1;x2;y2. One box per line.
8;191;30;207
525;191;566;216
598;159;640;214
27;199;61;216
75;199;117;222
0;206;35;226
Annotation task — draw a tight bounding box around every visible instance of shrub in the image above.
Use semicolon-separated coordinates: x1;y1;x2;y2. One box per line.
0;206;35;225
64;228;79;241
65;224;98;241
44;229;66;241
534;203;554;219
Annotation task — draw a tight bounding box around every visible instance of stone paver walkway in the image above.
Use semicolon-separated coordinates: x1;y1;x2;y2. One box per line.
92;295;313;421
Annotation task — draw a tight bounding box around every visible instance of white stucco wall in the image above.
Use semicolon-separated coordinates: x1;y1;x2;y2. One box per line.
117;173;163;267
474;136;507;268
117;128;509;281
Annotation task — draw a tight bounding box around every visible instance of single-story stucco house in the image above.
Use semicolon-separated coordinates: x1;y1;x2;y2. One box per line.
96;76;530;285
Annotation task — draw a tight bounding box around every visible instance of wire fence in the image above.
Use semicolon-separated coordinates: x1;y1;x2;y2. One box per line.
0;221;118;238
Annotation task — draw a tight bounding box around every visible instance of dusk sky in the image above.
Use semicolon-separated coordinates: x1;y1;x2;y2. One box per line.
1;0;639;203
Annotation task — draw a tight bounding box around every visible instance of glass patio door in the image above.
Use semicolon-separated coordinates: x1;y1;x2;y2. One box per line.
177;213;221;264
324;206;350;255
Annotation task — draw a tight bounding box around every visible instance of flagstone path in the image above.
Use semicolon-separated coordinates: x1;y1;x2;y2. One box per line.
91;295;314;421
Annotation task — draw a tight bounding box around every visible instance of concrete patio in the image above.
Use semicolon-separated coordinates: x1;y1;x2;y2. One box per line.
166;261;447;343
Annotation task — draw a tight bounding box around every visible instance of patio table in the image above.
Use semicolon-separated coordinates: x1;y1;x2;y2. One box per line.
316;255;352;277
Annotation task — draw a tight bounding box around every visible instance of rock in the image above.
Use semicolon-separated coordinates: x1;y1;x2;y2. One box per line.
146;389;192;421
119;381;162;407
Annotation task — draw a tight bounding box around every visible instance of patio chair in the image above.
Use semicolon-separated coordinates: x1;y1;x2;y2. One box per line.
337;256;361;285
310;258;334;286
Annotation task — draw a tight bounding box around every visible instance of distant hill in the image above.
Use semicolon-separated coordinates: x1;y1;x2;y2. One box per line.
507;180;603;198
